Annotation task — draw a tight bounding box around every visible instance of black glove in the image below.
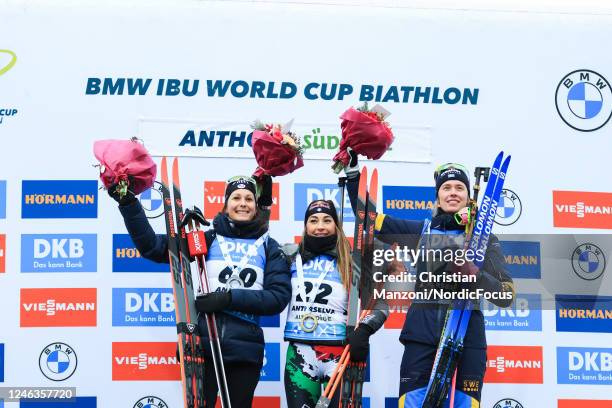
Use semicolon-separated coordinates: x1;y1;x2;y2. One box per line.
256;175;273;208
347;324;374;362
195;291;232;314
344;147;359;179
107;176;137;206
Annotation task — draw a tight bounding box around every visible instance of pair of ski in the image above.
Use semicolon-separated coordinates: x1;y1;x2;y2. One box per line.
421;152;511;408
159;157;231;408
317;166;378;408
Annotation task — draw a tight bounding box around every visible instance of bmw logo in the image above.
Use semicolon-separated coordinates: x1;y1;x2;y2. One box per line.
39;342;78;381
133;396;168;408
572;243;606;280
555;69;612;131
493;399;523;408
495;189;522;226
140;182;165;219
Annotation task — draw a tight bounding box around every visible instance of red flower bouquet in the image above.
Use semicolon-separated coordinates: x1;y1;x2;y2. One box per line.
251;120;304;177
93;137;157;199
332;103;394;173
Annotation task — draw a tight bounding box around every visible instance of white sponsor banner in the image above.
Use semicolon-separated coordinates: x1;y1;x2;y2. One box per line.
138;117;431;163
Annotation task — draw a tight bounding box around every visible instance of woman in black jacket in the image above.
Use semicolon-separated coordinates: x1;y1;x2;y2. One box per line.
110;175;291;407
342;151;514;408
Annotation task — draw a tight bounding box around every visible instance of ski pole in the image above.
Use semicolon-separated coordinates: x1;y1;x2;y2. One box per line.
338;176;347;227
182;207;232;408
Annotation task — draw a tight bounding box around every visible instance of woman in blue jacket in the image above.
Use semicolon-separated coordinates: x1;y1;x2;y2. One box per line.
342;151;514;408
109;175;291;407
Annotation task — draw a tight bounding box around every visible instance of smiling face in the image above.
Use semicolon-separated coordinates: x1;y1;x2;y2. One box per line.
437;180;469;213
305;213;336;237
225;189;256;221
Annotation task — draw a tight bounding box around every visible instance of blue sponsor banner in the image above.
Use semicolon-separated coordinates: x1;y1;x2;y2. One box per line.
557;347;612;385
499;241;541;279
556;295;612;333
112;234;169;272
0;343;4;382
483;293;542;331
21;397;96;407
294;183;353;222
385;398;399;408
112;288;175;326
260;343;280;381
21;234;97;273
21;180;98;219
0;180;6;219
382;186;435;221
261;314;280;327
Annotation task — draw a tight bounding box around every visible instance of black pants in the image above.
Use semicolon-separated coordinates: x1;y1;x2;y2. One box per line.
398;341;486;407
204;360;262;407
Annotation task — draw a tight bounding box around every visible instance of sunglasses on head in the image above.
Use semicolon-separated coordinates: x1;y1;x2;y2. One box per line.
433;163;469;181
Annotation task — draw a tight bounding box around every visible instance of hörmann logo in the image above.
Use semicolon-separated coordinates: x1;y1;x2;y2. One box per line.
556;295;612;333
382;186;435;221
21;180;98;219
20;288;97;327
112;288;175;327
557;347;612;385
21;234;97;273
553;191;612;229
112;342;180;380
112;234;169;273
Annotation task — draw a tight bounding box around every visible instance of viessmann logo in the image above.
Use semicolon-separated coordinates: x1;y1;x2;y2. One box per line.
112;342;180;380
204;181;280;220
20;288;97;327
553;191;612;229
484;346;543;383
558;400;612;408
21;180;98;219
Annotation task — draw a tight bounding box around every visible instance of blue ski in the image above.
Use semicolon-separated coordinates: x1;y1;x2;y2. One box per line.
422;152;510;408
